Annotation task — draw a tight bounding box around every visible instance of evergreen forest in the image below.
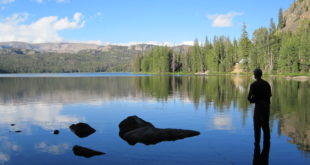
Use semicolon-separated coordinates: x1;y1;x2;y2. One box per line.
133;13;310;74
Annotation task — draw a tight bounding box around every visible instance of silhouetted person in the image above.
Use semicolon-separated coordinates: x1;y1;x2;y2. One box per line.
253;142;270;165
248;68;272;146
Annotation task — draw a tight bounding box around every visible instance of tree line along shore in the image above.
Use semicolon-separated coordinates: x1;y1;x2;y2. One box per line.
132;20;309;75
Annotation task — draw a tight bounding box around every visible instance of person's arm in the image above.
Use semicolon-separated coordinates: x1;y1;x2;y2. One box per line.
248;84;255;103
267;83;272;98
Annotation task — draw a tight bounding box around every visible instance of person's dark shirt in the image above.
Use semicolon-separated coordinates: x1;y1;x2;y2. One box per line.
248;79;272;104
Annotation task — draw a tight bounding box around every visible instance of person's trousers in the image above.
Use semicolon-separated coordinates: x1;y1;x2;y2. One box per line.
253;103;270;145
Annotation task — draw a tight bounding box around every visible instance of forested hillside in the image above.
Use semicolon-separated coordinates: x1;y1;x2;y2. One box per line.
0;46;141;73
0;43;191;73
134;0;310;74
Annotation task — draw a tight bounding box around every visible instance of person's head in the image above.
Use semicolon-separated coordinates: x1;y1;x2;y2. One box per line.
253;68;262;79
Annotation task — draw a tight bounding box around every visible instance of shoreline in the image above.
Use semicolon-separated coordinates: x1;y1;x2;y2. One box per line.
136;71;310;77
0;71;309;79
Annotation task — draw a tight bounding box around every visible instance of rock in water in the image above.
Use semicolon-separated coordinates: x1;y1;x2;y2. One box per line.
72;145;105;158
119;115;154;136
53;130;59;135
69;123;96;138
119;116;200;145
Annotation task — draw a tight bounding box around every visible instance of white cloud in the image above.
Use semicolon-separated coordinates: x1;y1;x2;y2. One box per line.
0;12;85;43
106;41;195;47
69;40;107;45
179;41;194;46
207;11;243;27
0;0;15;4
113;41;173;46
4;13;29;24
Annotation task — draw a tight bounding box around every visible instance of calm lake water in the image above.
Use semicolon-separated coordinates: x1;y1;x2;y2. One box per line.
0;73;309;165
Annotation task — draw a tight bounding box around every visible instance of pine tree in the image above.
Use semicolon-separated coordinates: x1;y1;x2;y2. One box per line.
297;22;310;72
278;8;286;29
269;18;276;33
268;18;278;72
203;36;213;71
189;39;203;72
132;54;142;72
239;23;252;72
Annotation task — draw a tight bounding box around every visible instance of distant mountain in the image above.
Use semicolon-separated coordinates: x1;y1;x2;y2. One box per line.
0;42;95;53
0;42;191;53
0;42;190;73
0;42;153;53
282;0;310;32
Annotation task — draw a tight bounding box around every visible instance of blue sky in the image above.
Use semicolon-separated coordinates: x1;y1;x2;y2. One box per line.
0;0;293;45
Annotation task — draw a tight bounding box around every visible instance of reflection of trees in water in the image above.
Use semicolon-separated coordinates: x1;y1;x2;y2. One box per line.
136;76;310;154
0;77;139;104
0;76;309;153
135;76;252;112
271;79;310;154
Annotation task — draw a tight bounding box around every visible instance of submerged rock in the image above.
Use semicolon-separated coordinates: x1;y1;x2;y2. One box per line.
72;145;105;158
69;123;96;138
119;116;200;145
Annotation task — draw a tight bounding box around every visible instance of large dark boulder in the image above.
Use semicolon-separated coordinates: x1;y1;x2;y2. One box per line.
119;116;200;145
70;123;96;138
119;116;154;136
72;145;105;158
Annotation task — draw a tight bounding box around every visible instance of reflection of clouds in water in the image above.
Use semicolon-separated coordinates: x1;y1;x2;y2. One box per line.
181;97;194;104
0;153;9;163
0;136;21;163
0;138;20;152
85;97;166;105
35;142;69;155
0;103;80;130
213;114;233;130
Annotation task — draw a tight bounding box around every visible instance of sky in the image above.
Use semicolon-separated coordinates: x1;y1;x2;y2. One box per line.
0;0;294;45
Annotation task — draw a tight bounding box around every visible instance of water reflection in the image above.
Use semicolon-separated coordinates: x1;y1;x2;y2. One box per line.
212;114;233;130
253;142;270;165
72;145;105;158
0;75;309;156
0;136;21;164
35;142;69;155
0;103;80;131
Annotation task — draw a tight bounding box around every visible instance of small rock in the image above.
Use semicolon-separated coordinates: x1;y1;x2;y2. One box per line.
53;130;60;135
15;130;22;133
69;123;96;138
10;124;15;126
72;145;105;158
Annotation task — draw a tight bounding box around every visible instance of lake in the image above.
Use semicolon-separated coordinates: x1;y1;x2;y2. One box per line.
0;73;309;165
